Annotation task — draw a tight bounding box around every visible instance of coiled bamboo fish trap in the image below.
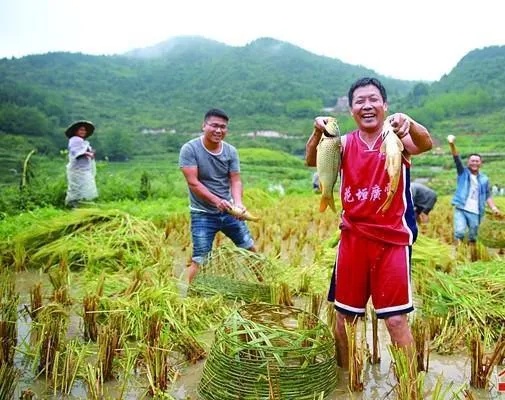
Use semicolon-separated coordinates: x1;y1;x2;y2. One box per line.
190;246;274;302
479;213;505;248
198;303;338;400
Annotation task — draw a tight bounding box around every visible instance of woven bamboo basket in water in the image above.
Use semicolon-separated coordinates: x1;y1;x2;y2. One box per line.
190;245;274;302
198;303;338;400
479;213;505;248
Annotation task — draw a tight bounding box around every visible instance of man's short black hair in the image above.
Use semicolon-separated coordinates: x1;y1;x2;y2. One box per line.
348;77;388;106
204;108;229;121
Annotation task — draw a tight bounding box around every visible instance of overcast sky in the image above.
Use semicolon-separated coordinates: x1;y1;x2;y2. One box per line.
1;0;504;81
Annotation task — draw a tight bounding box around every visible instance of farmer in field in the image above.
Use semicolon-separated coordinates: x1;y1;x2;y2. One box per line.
305;77;433;370
179;108;257;283
410;182;437;224
447;134;500;261
64;120;98;208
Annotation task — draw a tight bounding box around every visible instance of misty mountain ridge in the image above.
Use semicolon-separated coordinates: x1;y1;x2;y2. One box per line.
1;35;505;162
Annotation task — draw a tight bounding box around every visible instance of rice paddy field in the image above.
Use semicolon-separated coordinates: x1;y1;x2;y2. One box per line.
0;188;504;400
1;147;505;400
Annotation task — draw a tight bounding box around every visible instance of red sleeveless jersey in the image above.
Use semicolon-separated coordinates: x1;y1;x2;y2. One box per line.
339;130;417;245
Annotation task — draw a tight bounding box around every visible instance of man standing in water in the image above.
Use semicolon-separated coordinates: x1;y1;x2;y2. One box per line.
179;108;257;283
305;77;432;370
447;134;500;261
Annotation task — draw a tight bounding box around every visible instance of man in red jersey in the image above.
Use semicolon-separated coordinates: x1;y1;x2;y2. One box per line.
305;77;432;370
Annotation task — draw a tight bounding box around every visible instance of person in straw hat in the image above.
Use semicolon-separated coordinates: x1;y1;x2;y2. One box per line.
64;120;98;208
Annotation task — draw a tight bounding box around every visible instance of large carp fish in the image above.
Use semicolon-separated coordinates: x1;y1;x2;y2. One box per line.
227;205;260;221
377;118;404;213
316;117;341;213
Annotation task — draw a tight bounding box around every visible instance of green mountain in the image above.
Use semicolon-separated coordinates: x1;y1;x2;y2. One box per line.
0;36;414;136
1;36;505;166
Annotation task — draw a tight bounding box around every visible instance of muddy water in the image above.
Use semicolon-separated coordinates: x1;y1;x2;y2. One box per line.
170;323;500;400
10;270;503;399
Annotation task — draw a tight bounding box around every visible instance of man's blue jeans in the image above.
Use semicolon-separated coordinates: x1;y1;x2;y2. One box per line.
454;208;479;242
190;211;254;265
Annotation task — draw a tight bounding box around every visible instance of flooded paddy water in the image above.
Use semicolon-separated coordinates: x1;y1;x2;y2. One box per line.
10;267;504;399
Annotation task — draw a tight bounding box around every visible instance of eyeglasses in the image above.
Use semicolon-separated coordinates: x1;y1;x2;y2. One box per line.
206;122;228;130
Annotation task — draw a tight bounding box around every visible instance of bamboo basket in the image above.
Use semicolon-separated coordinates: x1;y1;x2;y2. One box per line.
198;303;338;400
479;213;505;248
190;246;274;302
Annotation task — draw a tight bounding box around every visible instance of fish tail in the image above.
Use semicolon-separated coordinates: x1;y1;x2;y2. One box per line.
246;213;260;222
319;194;336;213
377;194;393;214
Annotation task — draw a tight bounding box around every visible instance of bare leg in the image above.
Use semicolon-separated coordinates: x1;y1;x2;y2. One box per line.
384;314;414;347
334;311;358;369
187;261;200;284
384;314;416;372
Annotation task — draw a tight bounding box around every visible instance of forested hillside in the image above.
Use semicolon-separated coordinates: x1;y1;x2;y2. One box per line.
0;36;415;157
1;37;505;177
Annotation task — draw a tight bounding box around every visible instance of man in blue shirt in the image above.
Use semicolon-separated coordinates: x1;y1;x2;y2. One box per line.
447;134;500;260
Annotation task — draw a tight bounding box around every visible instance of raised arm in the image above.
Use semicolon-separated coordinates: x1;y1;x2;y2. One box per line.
447;135;465;175
388;113;432;155
447;135;458;156
305;116;330;167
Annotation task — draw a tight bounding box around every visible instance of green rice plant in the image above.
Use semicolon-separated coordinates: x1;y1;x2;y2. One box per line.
8;208;170;275
468;332;505;389
50;339;86;395
10;209;115;267
143;330;177;396
370;308;381;365
389;344;424;400
28;281;43;321
169;326;207;364
116;344;139;399
411;315;430;372
0;270;18;365
307;293;323;319
274;282;294;306
430;312;467;354
48;258;71;305
417;260;505;349
138;171;152;200
412;234;454;274
99;272;229;355
0;363;20;399
83;294;100;342
82;277;104;342
429;375;467;399
97;320;122;381
344;319;364;392
17;149;37;211
34;302;69;378
84;362;104;400
298;269;311;293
